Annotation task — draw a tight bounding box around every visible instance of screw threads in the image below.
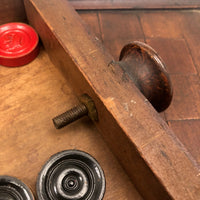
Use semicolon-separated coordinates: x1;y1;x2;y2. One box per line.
53;103;88;129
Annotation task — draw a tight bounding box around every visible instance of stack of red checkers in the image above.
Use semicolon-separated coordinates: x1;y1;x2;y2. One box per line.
0;22;40;67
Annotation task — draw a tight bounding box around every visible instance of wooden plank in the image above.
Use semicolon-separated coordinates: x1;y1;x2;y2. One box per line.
24;0;200;199
0;47;143;200
0;0;26;25
169;120;200;166
79;12;102;41
99;11;144;42
97;11;145;60
185;35;200;75
69;0;200;10
140;11;184;39
182;11;200;75
146;38;197;75
165;74;200;121
140;10;200;75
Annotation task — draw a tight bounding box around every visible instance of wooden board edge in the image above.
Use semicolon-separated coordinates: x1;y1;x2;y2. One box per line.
69;0;200;10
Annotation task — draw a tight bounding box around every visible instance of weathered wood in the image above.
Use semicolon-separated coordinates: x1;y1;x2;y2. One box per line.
0;47;142;200
99;11;144;42
24;0;200;199
79;12;102;42
169;119;200;166
165;74;200;121
140;11;184;39
0;0;26;25
183;11;200;74
69;0;200;10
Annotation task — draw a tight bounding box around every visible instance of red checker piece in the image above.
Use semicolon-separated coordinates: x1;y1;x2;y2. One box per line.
0;22;40;67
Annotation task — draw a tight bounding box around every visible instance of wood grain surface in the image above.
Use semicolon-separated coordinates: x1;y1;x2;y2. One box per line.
23;0;200;199
0;0;26;25
69;0;200;10
0;47;142;200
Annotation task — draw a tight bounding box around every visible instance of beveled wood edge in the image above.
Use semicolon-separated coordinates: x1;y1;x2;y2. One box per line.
69;0;200;10
24;0;200;199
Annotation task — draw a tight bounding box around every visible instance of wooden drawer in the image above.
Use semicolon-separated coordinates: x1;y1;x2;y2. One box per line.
0;0;200;199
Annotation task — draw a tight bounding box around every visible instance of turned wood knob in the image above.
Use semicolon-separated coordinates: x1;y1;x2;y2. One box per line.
116;41;173;112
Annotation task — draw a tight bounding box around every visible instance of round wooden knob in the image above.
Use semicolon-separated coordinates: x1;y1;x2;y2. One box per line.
118;41;173;112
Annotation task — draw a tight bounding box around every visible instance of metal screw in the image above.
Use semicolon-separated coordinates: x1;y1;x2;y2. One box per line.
53;103;88;129
52;94;98;129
